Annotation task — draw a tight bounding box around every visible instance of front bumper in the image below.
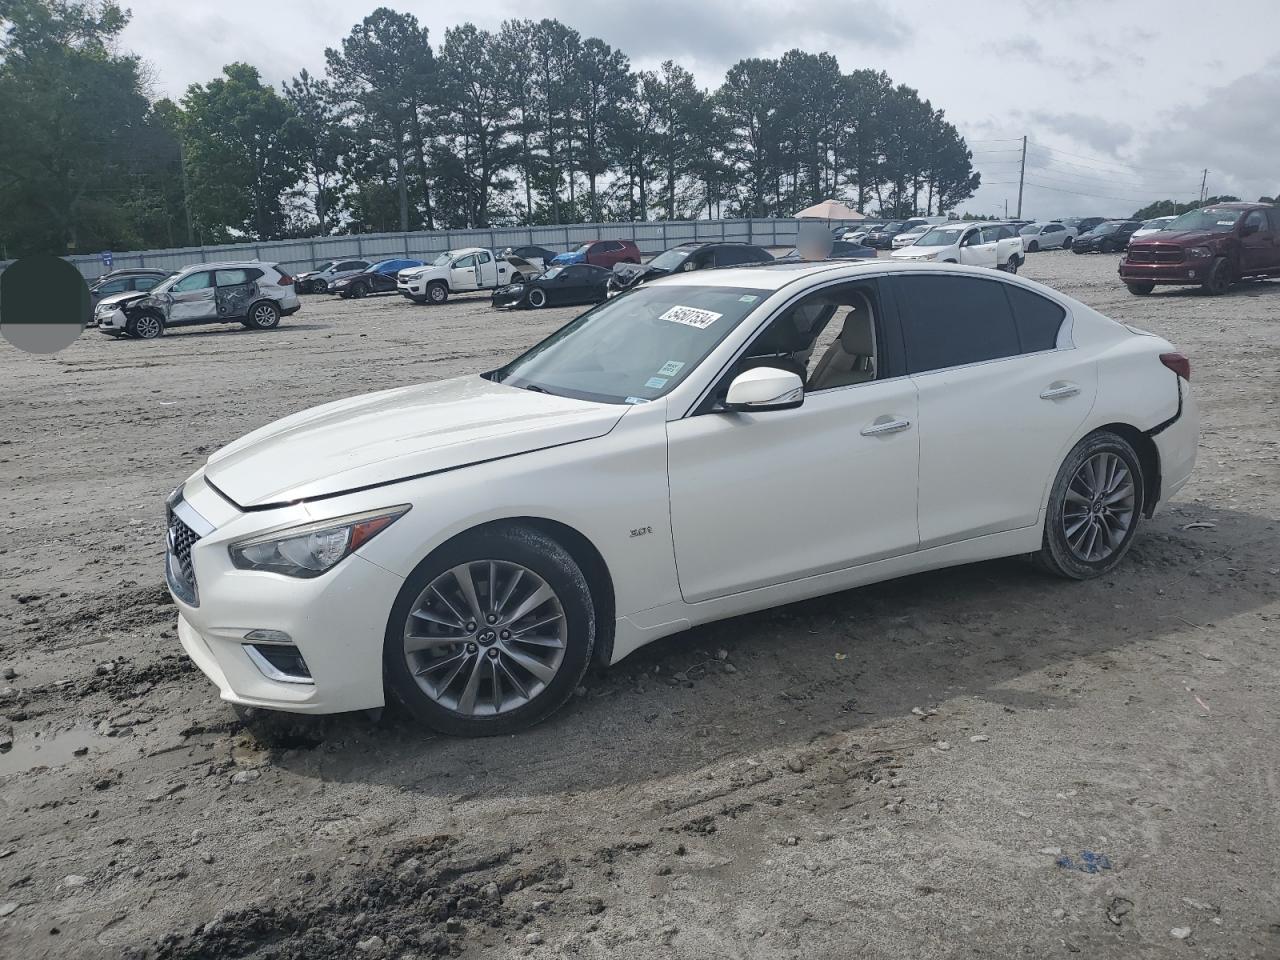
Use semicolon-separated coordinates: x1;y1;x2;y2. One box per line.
1119;260;1207;285
491;288;525;308
168;483;406;714
96;308;127;332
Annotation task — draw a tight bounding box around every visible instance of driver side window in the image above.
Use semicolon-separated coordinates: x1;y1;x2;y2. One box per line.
961;229;980;247
453;255;477;269
732;281;888;394
1244;210;1267;233
173;271;213;292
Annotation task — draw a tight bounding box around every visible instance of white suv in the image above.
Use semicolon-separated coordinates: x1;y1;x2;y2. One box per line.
97;261;301;339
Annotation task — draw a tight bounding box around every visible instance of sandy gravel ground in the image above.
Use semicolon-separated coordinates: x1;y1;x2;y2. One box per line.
1;252;1278;960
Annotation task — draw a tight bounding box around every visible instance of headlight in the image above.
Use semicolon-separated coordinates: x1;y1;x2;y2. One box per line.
1187;246;1212;259
229;506;410;578
506;284;524;293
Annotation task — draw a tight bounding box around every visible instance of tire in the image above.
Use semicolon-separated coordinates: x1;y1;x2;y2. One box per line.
126;311;165;340
427;281;449;305
1062;236;1073;250
527;288;547;308
1201;257;1231;296
1002;255;1019;274
1027;240;1039;253
1035;431;1145;580
244;300;281;330
1126;282;1155;296
383;524;596;736
313;279;327;294
350;281;368;299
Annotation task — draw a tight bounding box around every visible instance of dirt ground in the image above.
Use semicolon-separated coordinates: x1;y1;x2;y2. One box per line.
1;252;1278;960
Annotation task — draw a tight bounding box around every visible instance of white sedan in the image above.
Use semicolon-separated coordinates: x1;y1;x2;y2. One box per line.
1018;221;1078;252
166;261;1199;735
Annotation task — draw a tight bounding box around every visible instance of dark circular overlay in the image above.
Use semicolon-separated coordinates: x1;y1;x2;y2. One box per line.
0;255;91;354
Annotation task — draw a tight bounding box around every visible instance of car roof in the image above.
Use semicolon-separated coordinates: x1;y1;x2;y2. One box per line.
180;260;272;271
1201;202;1269;210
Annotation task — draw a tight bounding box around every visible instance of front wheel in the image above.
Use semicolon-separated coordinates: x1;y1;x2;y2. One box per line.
1201;257;1232;296
349;281;368;299
1035;431;1144;580
427;281;449;305
1027;240;1039;253
127;312;165;340
1126;282;1155;296
384;524;596;736
526;288;547;308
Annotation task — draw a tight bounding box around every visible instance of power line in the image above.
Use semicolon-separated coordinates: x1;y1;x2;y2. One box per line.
1020;180;1165;205
1014;168;1194;197
1026;141;1195;179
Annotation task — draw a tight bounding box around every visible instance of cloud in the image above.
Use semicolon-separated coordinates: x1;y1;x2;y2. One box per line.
1025;111;1133;155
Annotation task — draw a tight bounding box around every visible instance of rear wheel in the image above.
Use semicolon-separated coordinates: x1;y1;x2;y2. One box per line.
384;524;596;736
1027;240;1039;253
127;312;165;340
1201;257;1232;296
527;288;547;308
1002;255;1019;274
1035;431;1144;580
1062;236;1073;250
245;300;280;330
1126;282;1155;296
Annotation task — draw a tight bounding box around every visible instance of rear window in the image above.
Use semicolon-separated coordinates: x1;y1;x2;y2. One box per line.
894;275;1020;375
1004;286;1066;352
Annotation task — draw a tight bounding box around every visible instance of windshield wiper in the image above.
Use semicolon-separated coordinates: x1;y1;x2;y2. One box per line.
524;384;551;394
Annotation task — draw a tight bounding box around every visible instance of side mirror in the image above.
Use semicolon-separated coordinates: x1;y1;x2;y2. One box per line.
723;367;804;413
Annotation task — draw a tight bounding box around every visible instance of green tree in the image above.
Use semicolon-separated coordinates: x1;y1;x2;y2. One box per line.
717;58;780;217
0;0;168;255
281;69;347;234
180;63;304;241
573;37;632;223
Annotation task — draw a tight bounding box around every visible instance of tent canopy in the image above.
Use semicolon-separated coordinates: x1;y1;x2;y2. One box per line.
794;199;865;221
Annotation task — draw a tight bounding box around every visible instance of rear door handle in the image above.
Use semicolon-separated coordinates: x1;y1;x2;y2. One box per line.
1040;383;1081;400
861;416;912;437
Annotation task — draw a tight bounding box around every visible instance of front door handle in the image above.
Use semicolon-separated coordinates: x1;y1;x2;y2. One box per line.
861;416;912;437
1040;382;1081;400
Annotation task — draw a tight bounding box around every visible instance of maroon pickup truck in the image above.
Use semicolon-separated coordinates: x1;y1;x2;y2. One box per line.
1119;202;1280;295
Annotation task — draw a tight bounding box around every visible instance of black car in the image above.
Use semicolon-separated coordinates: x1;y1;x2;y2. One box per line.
778;239;877;261
491;264;610;309
607;241;773;295
863;221;906;249
89;268;171;305
332;258;424;298
502;245;560;266
1072;220;1143;254
1054;216;1107;235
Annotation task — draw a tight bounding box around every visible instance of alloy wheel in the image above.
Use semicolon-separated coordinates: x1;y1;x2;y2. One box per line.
429;284;447;303
402;560;567;717
252;304;278;327
135;315;161;339
1061;452;1136;563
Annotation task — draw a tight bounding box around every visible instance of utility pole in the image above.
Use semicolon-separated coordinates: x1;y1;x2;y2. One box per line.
1199;169;1208;204
1016;135;1027;219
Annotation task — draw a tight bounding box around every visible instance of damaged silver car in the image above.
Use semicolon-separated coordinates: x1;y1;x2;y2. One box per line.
96;261;301;339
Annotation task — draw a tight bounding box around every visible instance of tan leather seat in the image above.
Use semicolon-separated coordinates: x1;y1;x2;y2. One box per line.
808;296;876;390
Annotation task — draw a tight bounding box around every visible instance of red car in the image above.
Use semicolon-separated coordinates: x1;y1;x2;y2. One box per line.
550;239;641;270
1120;202;1280;295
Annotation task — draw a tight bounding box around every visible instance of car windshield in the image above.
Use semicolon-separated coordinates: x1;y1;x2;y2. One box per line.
540;266;564;279
882;222;904;230
314;260;340;271
916;227;967;246
1166;208;1244;233
649;249;692;271
492;284;769;404
430;252;454;266
1019;224;1042;235
1088;223;1120;235
150;273;181;294
369;259;400;271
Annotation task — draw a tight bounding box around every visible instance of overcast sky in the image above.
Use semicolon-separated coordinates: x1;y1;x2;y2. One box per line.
120;0;1280;219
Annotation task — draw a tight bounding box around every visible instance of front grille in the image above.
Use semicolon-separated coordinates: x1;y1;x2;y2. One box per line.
1127;245;1184;264
166;511;201;606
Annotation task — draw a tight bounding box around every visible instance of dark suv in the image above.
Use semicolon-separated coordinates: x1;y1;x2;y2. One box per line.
89;268;171;306
863;222;906;249
607;241;773;294
1120;203;1280;296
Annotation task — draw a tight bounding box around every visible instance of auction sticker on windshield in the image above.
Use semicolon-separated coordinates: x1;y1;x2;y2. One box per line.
660;305;722;329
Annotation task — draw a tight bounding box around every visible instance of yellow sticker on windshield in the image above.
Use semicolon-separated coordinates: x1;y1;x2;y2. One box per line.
660;305;722;330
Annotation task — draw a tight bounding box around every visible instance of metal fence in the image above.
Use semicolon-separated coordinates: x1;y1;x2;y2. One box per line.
0;218;813;281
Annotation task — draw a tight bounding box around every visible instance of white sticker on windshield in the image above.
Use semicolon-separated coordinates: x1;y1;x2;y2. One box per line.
738;294;759;303
660;305;722;329
644;376;669;389
658;360;685;376
1217;220;1235;226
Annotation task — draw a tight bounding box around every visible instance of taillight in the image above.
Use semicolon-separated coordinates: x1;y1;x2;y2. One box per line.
277;271;295;286
1160;352;1191;381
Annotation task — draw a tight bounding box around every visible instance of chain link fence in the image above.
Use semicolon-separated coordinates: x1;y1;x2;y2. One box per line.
1;218;815;280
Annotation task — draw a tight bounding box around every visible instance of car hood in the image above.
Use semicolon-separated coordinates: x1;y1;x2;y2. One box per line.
202;375;627;508
611;262;664;287
1129;229;1220;247
96;290;150;310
